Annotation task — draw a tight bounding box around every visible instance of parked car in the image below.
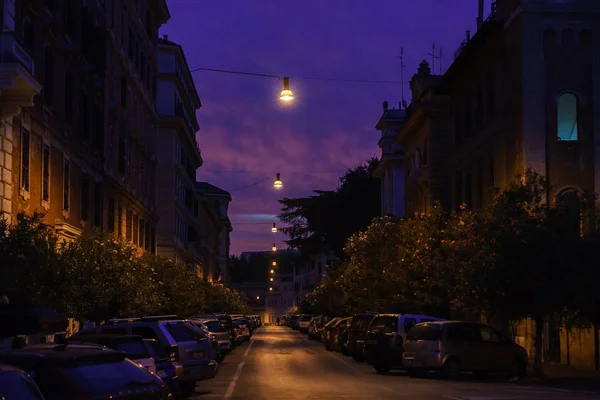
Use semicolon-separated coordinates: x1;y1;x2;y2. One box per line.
0;364;45;400
289;315;301;330
346;312;376;361
402;321;529;379
190;319;231;360
323;317;351;352
298;315;316;333
0;344;171;400
308;315;331;340
77;315;217;398
232;318;251;342
67;333;182;394
363;313;446;374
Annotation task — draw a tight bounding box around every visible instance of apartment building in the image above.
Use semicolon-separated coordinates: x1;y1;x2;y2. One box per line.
397;0;600;228
155;36;203;271
3;0;169;248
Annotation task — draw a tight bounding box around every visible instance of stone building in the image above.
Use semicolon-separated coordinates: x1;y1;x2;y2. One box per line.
155;36;203;271
373;102;406;217
398;0;600;222
195;182;232;282
2;0;169;249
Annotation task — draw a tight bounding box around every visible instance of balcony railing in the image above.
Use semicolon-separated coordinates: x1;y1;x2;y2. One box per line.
0;32;35;76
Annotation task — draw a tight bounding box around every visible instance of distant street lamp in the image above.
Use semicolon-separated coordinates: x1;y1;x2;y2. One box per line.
272;243;277;251
270;277;274;282
256;296;260;300
269;287;273;291
271;223;277;233
274;173;283;189
270;269;274;274
272;261;277;266
279;76;294;101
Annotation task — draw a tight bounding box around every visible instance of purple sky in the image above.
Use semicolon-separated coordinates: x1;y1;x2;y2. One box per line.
160;0;493;255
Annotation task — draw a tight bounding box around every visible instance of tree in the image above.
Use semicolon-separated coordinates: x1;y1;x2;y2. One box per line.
297;279;345;316
0;212;60;307
277;158;380;258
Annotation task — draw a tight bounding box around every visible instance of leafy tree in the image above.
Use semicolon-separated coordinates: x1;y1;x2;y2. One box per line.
278;158;381;258
297;279;345;316
0;212;60;307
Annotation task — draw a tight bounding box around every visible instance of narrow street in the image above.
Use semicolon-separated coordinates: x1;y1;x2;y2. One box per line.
193;326;600;400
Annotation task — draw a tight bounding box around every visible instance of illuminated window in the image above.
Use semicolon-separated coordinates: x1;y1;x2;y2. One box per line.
557;93;578;141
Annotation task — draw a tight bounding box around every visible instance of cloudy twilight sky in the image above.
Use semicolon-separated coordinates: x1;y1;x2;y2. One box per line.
161;0;494;255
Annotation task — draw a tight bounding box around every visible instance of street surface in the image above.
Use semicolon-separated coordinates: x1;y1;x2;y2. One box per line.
193;326;600;400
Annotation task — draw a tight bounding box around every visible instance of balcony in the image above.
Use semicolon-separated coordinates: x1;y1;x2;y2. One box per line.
0;32;41;117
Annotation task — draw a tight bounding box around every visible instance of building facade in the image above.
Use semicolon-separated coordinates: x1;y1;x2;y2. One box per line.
155;36;203;271
265;272;294;324
3;0;169;249
397;0;600;222
293;250;336;306
195;182;232;282
373;102;406;217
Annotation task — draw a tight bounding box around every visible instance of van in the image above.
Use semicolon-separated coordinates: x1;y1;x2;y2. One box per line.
363;313;445;373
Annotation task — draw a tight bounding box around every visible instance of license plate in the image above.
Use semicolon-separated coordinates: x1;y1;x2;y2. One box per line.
366;340;377;345
191;351;204;358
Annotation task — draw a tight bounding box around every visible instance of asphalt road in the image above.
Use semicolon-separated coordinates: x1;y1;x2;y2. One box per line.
191;325;600;400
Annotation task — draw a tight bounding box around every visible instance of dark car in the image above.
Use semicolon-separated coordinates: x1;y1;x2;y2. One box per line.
0;364;45;400
67;334;180;394
0;344;171;400
346;312;376;361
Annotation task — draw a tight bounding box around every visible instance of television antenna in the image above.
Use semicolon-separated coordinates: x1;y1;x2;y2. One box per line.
428;43;444;74
399;47;407;109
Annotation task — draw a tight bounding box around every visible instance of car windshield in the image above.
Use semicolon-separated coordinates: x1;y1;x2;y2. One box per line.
406;323;444;341
144;339;169;359
62;359;160;396
165;322;196;342
0;371;44;400
205;321;226;332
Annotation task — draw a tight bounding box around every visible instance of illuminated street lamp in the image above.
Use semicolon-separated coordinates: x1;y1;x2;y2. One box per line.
271;223;277;233
272;261;276;266
274;173;283;189
270;277;274;282
270;269;274;274
256;296;260;300
279;76;294;101
272;243;277;251
269;287;273;291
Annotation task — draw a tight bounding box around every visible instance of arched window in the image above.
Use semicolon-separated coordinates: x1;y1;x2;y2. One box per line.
557;92;578;141
558;190;581;237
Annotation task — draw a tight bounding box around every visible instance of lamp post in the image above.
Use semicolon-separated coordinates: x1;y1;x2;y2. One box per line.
274;173;283;189
271;223;277;233
279;76;294;101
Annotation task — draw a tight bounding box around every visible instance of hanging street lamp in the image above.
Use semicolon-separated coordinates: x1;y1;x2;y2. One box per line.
279;76;294;101
272;261;277;266
274;173;283;189
270;269;274;274
271;223;277;233
272;243;277;251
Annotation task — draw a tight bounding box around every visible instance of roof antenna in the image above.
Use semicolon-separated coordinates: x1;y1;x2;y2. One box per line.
399;47;407;109
428;43;444;75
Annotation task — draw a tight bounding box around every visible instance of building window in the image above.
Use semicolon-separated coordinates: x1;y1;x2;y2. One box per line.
454;170;463;210
126;210;133;241
118;132;126;174
454;108;462;144
22;18;35;51
557;92;578;141
465;167;473;208
80;93;89;139
108;198;115;232
21;129;30;191
63;158;70;211
151;228;156;253
486;72;495;116
121;76;127;108
145;222;150;250
475;88;484;130
464;99;472;138
64;71;74;123
133;214;139;244
118;205;123;237
43;47;54;105
64;0;77;38
108;124;115;166
558;190;581;237
489;156;495;187
128;28;134;59
139;218;145;246
81;173;89;221
94;105;104;150
42;144;50;201
93;182;103;228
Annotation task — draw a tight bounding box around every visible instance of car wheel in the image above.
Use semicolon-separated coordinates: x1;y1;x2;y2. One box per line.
177;381;196;398
444;358;461;379
374;361;392;374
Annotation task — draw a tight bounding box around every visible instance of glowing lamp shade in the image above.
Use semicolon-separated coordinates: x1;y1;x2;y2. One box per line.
270;269;274;274
271;223;277;233
274;173;283;189
269;287;273;291
272;261;277;266
270;277;274;282
279;76;294;101
256;296;260;300
272;243;277;251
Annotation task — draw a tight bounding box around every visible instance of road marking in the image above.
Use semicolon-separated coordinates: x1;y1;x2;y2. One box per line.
328;352;363;375
243;338;254;356
223;361;245;399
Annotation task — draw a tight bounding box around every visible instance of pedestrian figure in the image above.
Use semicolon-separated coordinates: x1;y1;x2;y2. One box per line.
276;317;280;326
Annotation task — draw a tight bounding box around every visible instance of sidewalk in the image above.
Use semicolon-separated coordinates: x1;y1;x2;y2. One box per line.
524;362;600;392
